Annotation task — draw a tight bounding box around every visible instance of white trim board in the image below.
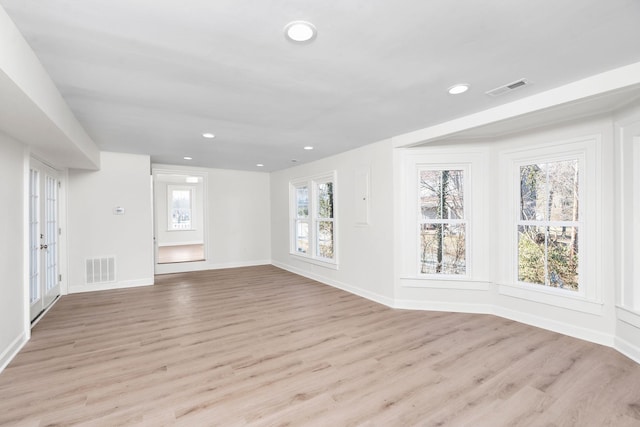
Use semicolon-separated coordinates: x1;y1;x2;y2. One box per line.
0;331;27;374
272;260;395;308
68;277;154;294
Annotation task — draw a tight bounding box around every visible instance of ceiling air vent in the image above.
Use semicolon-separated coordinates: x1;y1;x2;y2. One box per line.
486;78;531;97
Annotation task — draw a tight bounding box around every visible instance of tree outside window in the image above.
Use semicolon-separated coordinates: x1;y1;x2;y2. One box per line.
419;169;466;275
316;181;334;259
290;172;337;264
518;159;579;290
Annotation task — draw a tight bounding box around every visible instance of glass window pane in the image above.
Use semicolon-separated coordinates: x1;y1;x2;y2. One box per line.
420;223;466;275
445;170;464;219
419;170;441;220
518;225;546;285
420;170;464;221
171;189;191;230
296;187;309;218
547;160;579;222
548;226;579;291
317;182;334;219
296;221;309;254
520;164;547;221
317;221;334;259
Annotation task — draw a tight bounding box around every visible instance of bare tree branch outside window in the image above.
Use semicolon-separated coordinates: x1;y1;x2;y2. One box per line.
419;169;466;275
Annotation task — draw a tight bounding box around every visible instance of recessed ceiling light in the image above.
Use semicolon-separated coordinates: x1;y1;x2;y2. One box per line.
284;21;317;43
303;146;314;150
448;84;470;95
202;133;215;139
256;163;264;167
183;156;193;160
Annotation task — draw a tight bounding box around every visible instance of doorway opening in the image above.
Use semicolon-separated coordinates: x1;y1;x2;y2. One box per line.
153;169;207;270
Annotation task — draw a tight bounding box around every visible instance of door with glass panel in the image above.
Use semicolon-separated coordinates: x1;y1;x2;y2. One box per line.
29;159;61;322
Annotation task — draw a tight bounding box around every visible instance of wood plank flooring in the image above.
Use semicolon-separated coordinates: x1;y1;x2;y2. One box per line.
1;265;640;426
157;244;205;264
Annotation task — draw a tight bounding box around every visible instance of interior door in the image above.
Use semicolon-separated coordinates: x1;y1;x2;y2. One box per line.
29;159;61;322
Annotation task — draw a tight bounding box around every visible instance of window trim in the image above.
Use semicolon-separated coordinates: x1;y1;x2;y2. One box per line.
514;155;584;294
289;171;338;268
497;135;602;308
398;149;489;289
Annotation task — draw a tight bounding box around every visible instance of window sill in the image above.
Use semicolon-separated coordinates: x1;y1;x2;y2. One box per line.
497;282;603;315
289;253;339;270
400;276;491;291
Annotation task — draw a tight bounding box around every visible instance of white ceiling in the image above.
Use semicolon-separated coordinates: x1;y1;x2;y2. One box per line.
2;0;640;171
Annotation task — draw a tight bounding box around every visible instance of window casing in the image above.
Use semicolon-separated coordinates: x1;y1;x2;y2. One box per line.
418;168;467;276
498;136;601;312
290;172;337;266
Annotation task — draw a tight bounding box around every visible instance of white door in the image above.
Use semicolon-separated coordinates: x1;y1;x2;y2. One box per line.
29;159;61;322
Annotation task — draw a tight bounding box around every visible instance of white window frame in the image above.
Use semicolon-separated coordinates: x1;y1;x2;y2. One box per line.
497;136;602;314
289;171;338;268
416;165;469;278
167;185;195;231
397;148;490;291
515;156;582;292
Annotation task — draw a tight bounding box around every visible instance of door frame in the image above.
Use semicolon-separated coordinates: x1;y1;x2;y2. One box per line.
27;155;68;327
152;166;209;274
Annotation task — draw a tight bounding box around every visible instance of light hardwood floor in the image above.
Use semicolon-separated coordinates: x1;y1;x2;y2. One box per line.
1;265;640;426
157;244;205;264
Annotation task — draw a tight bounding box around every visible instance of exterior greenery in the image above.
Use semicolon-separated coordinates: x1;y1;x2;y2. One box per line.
518;160;579;290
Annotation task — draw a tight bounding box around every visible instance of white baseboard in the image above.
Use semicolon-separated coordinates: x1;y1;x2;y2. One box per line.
615;336;640;364
492;306;614;347
394;299;492;314
68;277;154;293
0;331;28;374
272;261;395;308
156;259;271;275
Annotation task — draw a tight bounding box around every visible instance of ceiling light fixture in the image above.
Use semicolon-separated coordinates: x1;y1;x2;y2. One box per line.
284;21;317;43
448;84;470;95
202;133;215;139
183;156;193;160
303;146;314;150
256;163;264;167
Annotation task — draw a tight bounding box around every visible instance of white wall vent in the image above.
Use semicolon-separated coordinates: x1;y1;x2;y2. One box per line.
86;256;116;284
486;78;531;97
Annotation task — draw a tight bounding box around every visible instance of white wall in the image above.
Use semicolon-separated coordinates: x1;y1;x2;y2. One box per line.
67;152;154;292
271;139;395;304
0;132;28;371
153;165;271;273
